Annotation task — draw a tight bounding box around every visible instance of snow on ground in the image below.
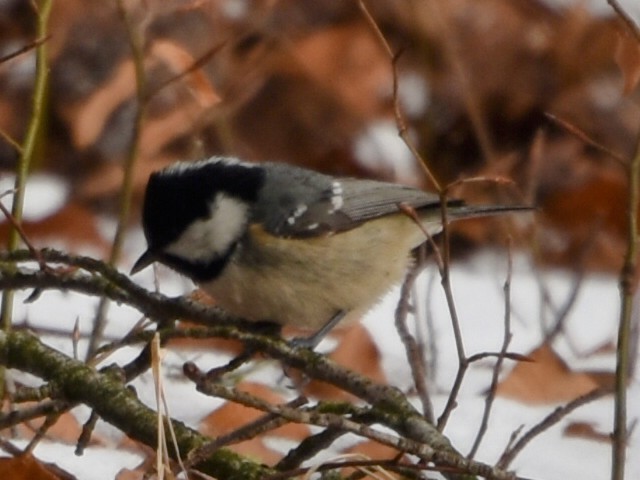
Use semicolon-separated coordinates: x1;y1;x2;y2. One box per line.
362;252;638;480
0;174;68;222
3;246;638;479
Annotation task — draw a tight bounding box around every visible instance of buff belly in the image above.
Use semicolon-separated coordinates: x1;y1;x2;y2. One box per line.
198;216;429;329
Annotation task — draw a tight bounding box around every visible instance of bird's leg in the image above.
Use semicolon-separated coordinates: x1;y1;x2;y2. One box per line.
289;310;346;350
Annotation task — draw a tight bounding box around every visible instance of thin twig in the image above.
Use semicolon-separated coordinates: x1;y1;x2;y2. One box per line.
443;176;518;196
275;427;347;471
0;329;276;479
0;200;46;270
24;411;61;453
542;263;585;345
421;0;496;163
146;41;226;101
88;0;148;358
356;0;441;191
435;195;469;432
183;364;515;480
267;457;440;480
468;240;513;459
204;350;254;380
395;200;464;427
394;261;434;423
496;388;610;469
613;106;639;477
0;250;518;479
183;368;423;457
416;265;439;384
0;0;52;405
10;383;51;403
540;213;606;348
0;129;23;154
544;112;627;166
357;1;511;441
0;35;50;64
0;400;70;430
607;3;640;479
75;410;99;455
185;396;308;469
466;351;531;364
0;0;52;328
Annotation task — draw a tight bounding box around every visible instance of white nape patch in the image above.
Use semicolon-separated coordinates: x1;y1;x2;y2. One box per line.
329;181;343;213
164;192;248;262
286;203;308;225
161;156;258;176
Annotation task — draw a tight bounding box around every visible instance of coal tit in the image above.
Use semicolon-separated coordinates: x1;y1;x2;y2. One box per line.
131;156;528;338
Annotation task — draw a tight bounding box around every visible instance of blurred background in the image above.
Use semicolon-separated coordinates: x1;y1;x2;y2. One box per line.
1;0;640;270
2;3;640;477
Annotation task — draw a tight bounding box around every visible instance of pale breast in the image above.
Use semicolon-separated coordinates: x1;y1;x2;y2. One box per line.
199;215;426;329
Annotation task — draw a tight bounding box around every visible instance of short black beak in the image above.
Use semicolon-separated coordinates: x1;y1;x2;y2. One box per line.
130;249;155;275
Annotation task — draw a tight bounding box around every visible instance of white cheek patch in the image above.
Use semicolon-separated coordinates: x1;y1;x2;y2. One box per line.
164;193;249;263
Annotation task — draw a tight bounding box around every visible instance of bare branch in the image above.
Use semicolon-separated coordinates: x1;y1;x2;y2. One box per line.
184;363;516;480
88;0;149;358
184;396;308;470
544;112;627;166
1;0;53;332
469;241;513;458
0;35;50;65
497;388;610;469
0;247;524;479
356;0;441;191
608;3;640;479
395;261;434;423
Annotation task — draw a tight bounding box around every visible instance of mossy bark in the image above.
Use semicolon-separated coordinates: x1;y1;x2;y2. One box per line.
0;330;272;480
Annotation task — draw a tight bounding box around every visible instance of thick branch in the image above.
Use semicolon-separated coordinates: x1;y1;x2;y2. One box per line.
0;329;271;480
0;250;516;479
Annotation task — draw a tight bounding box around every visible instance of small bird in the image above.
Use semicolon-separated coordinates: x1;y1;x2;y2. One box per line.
131;156;529;344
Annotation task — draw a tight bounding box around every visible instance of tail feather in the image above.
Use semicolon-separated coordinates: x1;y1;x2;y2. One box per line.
409;203;533;245
445;204;535;221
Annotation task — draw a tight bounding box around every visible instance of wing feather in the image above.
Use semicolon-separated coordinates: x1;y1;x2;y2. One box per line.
258;167;451;237
335;178;443;222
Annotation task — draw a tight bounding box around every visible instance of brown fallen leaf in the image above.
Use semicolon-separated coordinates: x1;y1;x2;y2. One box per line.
1;401;94;447
615;29;640;95
345;439;404;476
496;343;600;404
114;453;155;480
0;201;107;253
199;382;310;464
284;22;392;119
114;468;144;480
564;421;611;443
0;454;75;480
